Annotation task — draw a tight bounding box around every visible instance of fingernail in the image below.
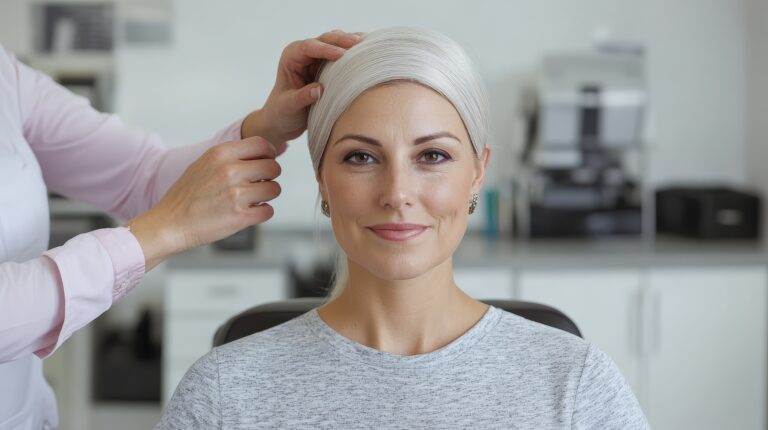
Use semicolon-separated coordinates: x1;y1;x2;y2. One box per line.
311;87;321;99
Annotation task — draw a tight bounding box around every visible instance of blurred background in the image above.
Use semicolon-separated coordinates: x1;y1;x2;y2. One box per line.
1;0;767;429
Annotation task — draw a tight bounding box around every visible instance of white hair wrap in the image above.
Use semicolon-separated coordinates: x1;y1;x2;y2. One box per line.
306;27;489;172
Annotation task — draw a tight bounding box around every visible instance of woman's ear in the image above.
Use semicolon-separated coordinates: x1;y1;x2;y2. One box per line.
471;146;491;194
316;171;327;201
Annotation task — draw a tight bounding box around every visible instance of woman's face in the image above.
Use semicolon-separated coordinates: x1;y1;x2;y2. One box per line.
318;82;489;281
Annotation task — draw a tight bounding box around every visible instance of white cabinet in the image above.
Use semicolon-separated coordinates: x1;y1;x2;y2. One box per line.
162;269;287;403
454;267;515;299
518;269;643;392
517;265;768;430
646;266;767;430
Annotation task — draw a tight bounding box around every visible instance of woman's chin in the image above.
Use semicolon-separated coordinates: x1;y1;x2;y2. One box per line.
355;255;437;282
375;269;426;282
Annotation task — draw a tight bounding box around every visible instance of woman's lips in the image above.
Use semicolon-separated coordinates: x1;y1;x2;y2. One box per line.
367;223;428;241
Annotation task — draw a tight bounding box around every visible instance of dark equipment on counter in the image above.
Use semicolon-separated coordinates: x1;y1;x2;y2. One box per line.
516;51;647;239
656;187;762;239
526;164;643;237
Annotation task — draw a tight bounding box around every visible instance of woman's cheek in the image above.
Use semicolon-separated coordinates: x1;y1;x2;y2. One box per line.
339;184;373;216
327;174;367;211
427;179;469;220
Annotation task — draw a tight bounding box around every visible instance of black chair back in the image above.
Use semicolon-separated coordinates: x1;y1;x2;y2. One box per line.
213;298;581;347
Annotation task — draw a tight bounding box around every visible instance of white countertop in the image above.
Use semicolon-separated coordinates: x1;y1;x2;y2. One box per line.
167;229;768;270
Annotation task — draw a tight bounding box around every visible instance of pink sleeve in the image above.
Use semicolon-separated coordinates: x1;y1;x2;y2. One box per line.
0;256;64;361
15;54;243;220
0;48;244;360
0;227;143;361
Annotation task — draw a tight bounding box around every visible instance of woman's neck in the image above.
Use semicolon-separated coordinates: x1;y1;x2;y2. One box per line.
317;258;488;356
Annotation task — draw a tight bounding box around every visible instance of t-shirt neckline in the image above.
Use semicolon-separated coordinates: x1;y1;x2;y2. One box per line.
303;305;503;371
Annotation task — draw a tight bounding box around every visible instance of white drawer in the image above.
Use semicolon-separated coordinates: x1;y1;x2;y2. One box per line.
167;269;286;313
165;314;232;359
454;268;514;299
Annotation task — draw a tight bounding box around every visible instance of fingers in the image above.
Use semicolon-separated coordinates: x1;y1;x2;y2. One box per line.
207;138;283;185
289;30;363;66
273;141;288;156
316;30;363;50
286;83;323;113
243;203;275;224
297;38;346;64
257;29;362;149
213;157;281;188
242;158;281;183
232;181;282;208
217;164;281;227
217;136;277;161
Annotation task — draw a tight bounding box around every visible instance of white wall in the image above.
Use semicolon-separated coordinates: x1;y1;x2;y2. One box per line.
0;0;755;230
745;0;768;197
639;0;747;187
0;1;29;52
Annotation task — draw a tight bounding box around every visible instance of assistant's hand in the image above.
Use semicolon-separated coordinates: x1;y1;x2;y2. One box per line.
241;30;364;153
126;137;281;271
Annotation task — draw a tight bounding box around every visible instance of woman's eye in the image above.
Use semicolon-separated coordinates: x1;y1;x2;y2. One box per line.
344;152;375;165
420;150;451;164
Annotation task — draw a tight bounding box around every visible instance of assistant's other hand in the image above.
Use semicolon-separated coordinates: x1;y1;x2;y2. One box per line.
126;137;281;271
241;30;364;153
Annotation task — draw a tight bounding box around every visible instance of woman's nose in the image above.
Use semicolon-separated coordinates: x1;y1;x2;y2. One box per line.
377;162;413;210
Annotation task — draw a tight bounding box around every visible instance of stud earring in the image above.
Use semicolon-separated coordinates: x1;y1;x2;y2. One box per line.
468;193;479;215
321;200;331;217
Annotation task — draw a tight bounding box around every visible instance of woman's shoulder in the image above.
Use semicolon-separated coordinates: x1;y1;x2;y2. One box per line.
160;313;321;428
489;307;648;427
487;306;591;361
486;308;633;403
213;310;319;362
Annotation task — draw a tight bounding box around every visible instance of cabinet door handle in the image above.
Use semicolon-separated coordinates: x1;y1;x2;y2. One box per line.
651;289;662;356
630;288;642;357
637;285;655;359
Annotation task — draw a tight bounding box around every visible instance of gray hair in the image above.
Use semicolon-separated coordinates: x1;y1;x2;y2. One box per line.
307;27;490;300
307;27;489;172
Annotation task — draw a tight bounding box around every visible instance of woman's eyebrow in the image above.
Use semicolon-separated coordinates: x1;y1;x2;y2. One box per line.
333;131;461;147
413;131;461;145
333;134;381;147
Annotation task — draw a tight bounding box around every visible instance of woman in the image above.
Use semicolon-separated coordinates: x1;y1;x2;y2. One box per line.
157;28;649;429
0;30;362;429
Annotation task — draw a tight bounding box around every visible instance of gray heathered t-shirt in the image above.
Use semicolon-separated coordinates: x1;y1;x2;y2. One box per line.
156;306;649;429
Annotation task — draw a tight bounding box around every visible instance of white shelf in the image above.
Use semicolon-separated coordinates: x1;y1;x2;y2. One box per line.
26;52;113;76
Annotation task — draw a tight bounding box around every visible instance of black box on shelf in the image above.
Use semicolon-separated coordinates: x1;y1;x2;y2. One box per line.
656;187;762;239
